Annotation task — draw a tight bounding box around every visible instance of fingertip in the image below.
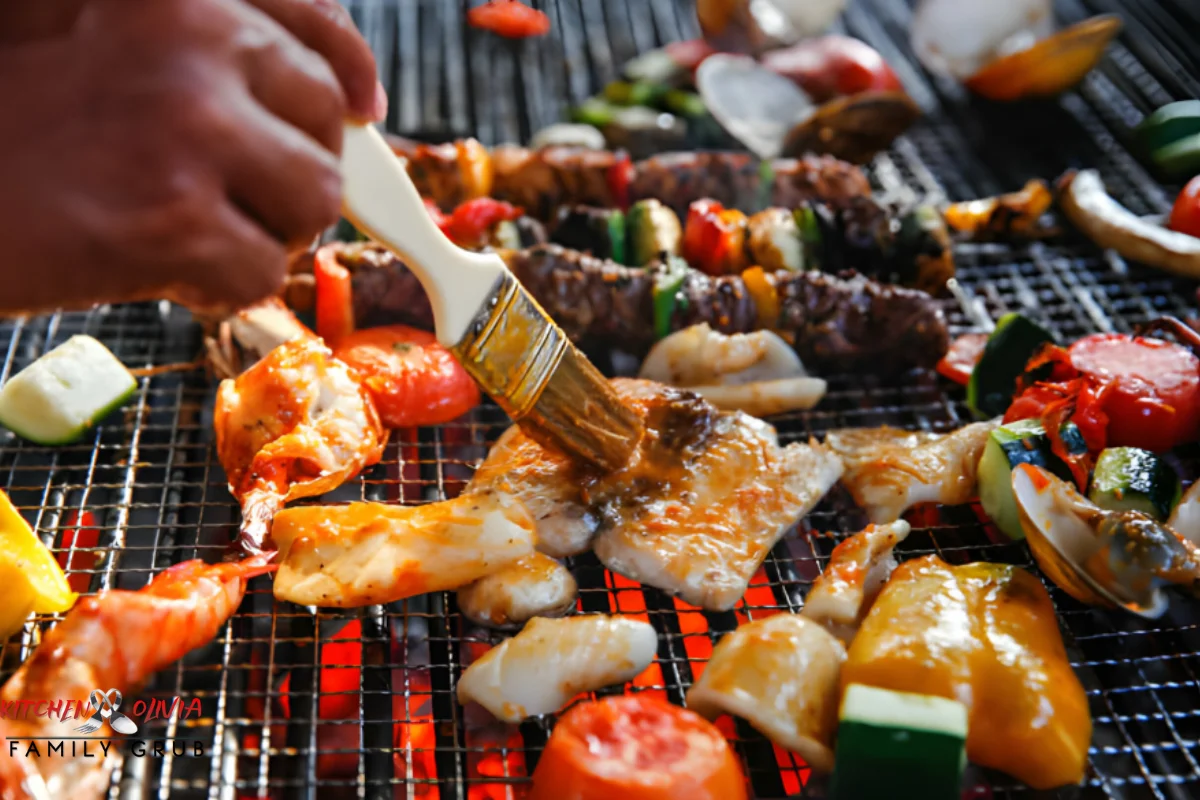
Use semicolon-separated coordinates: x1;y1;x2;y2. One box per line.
373;81;389;123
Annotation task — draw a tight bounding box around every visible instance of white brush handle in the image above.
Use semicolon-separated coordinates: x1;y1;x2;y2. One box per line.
339;123;507;346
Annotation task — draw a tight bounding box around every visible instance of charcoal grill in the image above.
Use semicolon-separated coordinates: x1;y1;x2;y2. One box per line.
3;0;1200;797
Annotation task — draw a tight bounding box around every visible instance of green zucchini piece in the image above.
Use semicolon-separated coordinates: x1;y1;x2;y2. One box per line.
1150;131;1200;178
626;199;683;266
755;160;776;213
652;256;690;340
966;313;1055;418
622;47;685;86
830;683;967;800
978;419;1088;540
1137;100;1200;153
0;335;137;446
1089;447;1181;521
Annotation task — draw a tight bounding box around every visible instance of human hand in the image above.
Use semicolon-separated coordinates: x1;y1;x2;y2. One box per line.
0;0;385;316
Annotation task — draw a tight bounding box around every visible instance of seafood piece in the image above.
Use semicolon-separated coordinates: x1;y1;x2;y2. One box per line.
457;615;657;722
202;296;312;380
0;557;274;799
825;420;998;523
214;336;387;552
943;179;1057;241
686;614;846;773
590;380;841;609
467;425;600;558
1013;463;1198;617
801;520;910;644
457;553;578;629
843;554;1092;790
271;491;536;608
638;324;827;417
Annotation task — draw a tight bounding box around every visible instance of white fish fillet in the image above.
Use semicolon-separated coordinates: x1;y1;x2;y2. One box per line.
457;553;578;629
457;615;657;722
801;520;910;645
592;381;843;610
686;614;846;773
467;426;599;558
271;490;536;607
825;420;998;523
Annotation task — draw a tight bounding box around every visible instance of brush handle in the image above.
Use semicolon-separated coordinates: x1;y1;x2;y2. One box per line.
339;123;505;346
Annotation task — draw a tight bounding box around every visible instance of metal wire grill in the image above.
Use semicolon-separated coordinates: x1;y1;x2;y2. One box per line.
4;0;1200;798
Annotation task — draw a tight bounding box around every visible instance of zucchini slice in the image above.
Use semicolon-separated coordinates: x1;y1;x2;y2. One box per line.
0;335;136;446
978;418;1087;540
626;199;683;266
830;683;967;800
966;313;1055;418
1089;447;1181;521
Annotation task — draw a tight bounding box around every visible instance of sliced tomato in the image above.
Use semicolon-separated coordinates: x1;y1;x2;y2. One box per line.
937;332;988;385
762;35;902;103
529;695;747;800
1068;333;1200;452
467;1;550;38
443;197;524;249
333;326;480;429
1169;175;1200;239
314;244;355;345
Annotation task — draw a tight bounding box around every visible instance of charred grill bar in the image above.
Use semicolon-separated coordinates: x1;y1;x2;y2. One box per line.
2;0;1200;798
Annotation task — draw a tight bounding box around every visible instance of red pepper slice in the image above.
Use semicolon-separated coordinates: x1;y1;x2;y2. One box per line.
56;509;99;596
682;200;747;275
936;333;988;385
467;1;550;38
607;152;634;211
314;244;355;346
443;197;524;249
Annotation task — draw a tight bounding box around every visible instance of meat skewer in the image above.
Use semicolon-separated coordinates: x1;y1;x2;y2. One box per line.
307;242;950;375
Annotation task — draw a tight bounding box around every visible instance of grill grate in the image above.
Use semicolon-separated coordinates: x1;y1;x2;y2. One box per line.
4;0;1200;798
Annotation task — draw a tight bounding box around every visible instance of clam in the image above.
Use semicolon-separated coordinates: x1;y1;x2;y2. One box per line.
912;0;1121;101
780;91;920;165
695;0;845;55
696;54;918;163
1012;463;1200;618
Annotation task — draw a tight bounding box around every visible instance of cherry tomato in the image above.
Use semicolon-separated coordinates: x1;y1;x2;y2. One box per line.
467;1;550;39
529;695;748;800
761;35;902;103
682;200;748;275
424;199;447;231
333;326;480;429
1069;333;1200;452
443;198;524;248
937;333;988;385
314;245;355;345
1169;175;1200;239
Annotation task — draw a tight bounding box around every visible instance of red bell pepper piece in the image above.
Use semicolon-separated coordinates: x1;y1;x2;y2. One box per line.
314;245;355;346
467;1;550;38
607;152;634;211
443;198;524;249
936;333;989;385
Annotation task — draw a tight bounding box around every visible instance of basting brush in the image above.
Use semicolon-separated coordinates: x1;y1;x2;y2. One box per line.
338;123;643;471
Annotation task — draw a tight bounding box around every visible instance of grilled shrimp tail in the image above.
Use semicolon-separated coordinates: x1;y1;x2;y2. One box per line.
237;494;283;555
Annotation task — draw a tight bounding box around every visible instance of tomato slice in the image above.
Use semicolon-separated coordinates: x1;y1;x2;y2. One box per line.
1068;333;1200;452
333;326;480;429
937;332;988;385
467;1;550;38
530;695;747;800
1169;175;1200;239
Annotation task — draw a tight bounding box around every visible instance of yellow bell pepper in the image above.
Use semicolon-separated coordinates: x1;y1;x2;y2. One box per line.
0;489;77;639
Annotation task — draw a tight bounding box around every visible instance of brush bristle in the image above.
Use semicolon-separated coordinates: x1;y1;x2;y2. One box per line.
449;272;643;471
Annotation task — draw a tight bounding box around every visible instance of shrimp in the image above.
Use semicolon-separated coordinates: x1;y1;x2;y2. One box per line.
0;557;275;800
214;335;388;552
